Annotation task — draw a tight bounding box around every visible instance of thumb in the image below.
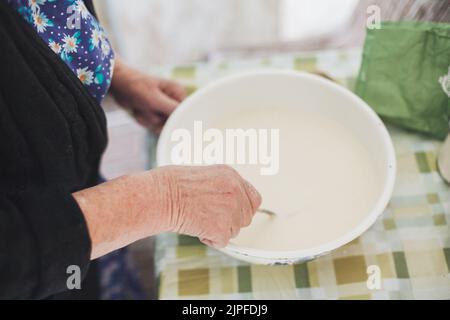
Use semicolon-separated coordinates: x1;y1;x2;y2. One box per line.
242;180;262;212
200;238;228;249
151;90;179;116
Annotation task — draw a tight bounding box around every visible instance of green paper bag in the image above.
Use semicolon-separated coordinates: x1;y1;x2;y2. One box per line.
355;21;450;140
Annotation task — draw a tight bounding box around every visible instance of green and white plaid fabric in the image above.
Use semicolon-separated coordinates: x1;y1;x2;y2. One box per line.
150;48;450;299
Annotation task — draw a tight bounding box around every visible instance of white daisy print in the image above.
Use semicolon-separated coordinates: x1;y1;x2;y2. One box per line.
9;0;115;103
28;0;46;13
90;28;102;49
49;40;61;54
101;41;110;58
62;34;78;53
77;67;94;85
75;0;89;19
33;11;53;33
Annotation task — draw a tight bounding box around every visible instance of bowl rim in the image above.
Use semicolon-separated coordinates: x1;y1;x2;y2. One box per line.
157;69;397;260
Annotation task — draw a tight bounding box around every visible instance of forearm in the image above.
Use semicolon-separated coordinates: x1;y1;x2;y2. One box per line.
110;56;125;94
73;165;261;259
109;57;140;97
73;172;173;260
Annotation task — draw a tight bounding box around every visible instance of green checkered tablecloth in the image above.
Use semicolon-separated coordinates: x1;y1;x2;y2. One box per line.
149;48;450;299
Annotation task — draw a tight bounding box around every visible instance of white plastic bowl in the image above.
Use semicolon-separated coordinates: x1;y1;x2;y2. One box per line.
157;70;396;265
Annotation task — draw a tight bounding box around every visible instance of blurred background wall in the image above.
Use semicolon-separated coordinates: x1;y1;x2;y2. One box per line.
94;0;448;69
94;0;281;68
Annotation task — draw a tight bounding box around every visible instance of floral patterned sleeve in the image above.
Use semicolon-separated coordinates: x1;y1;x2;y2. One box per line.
7;0;115;103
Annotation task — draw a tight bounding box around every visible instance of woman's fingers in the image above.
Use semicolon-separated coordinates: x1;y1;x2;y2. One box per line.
135;88;178;117
132;109;165;132
160;79;187;102
241;179;262;213
157;165;261;248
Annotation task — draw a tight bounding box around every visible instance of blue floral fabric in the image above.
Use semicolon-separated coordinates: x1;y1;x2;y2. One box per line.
7;0;115;102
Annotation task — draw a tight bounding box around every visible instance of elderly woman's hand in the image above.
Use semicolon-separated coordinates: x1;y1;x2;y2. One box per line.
74;165;261;259
110;58;186;132
156;165;262;248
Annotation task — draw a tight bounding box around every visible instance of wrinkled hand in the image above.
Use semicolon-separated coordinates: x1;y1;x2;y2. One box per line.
155;165;262;248
74;164;262;259
110;58;186;132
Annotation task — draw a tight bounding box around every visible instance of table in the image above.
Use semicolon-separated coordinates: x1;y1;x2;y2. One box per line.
149;48;450;299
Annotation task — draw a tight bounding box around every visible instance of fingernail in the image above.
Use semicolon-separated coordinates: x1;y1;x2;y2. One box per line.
245;180;261;200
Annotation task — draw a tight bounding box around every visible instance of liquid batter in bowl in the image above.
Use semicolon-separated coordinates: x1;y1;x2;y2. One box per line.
207;107;381;251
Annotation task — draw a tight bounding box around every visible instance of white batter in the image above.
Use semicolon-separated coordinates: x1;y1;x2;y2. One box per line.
207;107;381;251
